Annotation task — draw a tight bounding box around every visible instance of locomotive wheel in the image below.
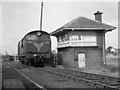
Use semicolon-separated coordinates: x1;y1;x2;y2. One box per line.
26;62;29;65
40;60;44;67
29;58;33;66
21;61;24;64
28;61;31;66
40;63;44;67
24;61;27;65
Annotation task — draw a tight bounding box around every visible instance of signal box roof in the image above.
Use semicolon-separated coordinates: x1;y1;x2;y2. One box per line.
50;16;116;36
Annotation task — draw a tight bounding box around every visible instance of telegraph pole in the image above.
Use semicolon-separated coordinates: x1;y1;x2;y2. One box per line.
6;51;8;56
40;2;43;31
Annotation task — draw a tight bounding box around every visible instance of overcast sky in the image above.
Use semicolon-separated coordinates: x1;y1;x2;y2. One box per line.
1;1;118;55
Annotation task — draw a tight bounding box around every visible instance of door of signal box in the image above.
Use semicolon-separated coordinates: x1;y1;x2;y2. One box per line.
78;53;85;68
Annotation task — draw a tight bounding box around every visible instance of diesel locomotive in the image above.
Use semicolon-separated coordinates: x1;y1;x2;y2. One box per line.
18;30;53;67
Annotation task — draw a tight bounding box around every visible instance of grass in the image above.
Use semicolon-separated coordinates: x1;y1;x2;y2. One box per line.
105;54;119;75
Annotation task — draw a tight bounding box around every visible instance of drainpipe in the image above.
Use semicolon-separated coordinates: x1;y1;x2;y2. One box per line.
103;31;106;65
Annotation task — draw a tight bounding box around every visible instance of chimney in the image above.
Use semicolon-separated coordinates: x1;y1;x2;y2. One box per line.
94;11;102;22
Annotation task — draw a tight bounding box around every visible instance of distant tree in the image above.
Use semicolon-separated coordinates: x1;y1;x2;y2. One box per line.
118;48;120;54
106;46;113;53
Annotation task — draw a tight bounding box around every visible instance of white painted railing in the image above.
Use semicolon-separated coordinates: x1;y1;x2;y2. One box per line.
57;41;97;48
58;41;70;48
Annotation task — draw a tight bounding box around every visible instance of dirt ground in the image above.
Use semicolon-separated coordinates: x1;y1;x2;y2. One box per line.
106;54;118;66
84;54;119;77
59;54;119;78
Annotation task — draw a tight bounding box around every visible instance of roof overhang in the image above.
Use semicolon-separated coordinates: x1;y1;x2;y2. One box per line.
50;27;115;36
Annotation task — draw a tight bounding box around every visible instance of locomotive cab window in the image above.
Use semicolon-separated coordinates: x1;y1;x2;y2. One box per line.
26;34;37;41
40;34;50;41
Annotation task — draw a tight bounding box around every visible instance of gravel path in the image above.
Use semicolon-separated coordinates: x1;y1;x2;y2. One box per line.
2;61;43;90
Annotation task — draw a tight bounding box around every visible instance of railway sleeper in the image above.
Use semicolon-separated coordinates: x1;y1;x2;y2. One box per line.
86;81;95;87
78;79;87;84
74;78;81;82
94;83;117;89
39;68;119;89
72;77;76;80
94;83;106;88
109;83;120;87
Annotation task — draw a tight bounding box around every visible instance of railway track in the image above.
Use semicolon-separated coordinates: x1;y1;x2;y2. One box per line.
7;63;46;90
37;66;120;89
8;61;119;89
8;61;95;88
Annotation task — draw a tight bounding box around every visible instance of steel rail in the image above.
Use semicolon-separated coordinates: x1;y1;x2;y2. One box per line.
43;66;119;86
8;63;46;90
38;68;119;89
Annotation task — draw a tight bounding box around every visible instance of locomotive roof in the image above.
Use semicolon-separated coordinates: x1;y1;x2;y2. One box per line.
26;30;50;35
19;30;50;42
